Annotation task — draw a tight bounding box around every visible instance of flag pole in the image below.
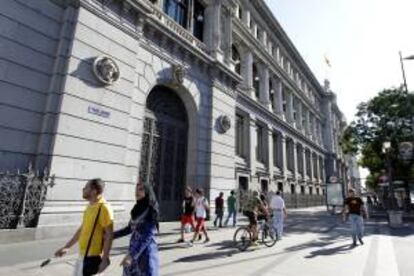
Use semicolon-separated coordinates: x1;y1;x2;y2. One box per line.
399;51;408;93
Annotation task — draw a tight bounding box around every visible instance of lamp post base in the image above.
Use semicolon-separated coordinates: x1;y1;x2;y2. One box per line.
388;210;403;228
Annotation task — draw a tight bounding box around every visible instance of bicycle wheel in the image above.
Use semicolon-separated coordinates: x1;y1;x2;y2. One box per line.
233;226;252;251
261;223;278;247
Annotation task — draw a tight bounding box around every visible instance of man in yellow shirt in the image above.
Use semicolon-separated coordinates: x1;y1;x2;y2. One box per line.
55;178;114;275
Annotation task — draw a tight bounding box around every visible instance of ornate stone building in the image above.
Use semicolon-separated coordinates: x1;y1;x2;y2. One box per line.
0;0;349;226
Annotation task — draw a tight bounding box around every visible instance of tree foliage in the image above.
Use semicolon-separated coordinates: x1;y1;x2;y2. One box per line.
342;87;414;190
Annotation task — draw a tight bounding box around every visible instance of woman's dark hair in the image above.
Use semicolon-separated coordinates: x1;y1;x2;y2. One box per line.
88;178;105;194
131;182;159;225
195;188;204;196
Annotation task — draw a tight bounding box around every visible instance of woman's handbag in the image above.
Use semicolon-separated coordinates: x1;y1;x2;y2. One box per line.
83;205;102;276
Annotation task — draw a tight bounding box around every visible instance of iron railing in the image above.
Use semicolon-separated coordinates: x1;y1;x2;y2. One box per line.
0;165;55;229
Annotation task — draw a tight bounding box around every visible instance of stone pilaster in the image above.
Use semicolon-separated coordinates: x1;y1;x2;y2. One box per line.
275;78;284;117
287;91;294;123
241;48;254;96
281;133;287;181
268;129;274;180
259;64;270;108
249;116;257;177
297;101;303;130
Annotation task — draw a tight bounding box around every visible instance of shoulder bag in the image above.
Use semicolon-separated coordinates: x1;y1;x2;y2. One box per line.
83;204;103;276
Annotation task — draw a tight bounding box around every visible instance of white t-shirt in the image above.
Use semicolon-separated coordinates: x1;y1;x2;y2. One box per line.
195;196;208;218
270;195;285;210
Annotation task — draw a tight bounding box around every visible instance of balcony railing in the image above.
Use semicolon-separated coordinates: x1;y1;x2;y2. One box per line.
145;1;208;54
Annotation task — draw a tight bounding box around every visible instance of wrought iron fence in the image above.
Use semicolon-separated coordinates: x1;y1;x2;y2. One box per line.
0;166;55;229
284;194;326;209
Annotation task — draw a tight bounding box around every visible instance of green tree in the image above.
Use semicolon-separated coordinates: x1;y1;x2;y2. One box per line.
342;87;414;190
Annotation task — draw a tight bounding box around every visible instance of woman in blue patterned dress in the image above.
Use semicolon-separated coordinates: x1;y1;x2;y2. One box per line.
114;182;159;276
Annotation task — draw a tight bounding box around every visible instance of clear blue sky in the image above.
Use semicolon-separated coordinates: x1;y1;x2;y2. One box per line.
265;0;414;122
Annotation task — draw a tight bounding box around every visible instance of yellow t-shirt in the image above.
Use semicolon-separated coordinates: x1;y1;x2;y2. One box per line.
78;197;113;256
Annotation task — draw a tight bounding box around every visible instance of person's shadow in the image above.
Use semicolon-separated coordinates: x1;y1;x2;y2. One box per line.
304;244;356;258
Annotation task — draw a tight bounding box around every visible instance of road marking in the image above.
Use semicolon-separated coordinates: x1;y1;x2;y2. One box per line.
375;233;400;276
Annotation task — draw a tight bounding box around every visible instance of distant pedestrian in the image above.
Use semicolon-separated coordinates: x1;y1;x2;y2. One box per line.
224;190;237;227
214;192;224;228
54;178;113;276
190;188;210;245
343;188;367;246
114;182;159;276
270;191;287;239
178;187;195;243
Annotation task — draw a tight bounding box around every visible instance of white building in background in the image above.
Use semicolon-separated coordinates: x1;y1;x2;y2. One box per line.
0;0;349;227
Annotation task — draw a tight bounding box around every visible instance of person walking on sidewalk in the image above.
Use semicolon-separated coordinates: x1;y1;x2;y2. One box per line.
214;192;224;228
55;178;113;276
178;187;195;243
114;182;159;276
190;188;210;245
270;191;287;239
343;188;367;246
224;190;237;227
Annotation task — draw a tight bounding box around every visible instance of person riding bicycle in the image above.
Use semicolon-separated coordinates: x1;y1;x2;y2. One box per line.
243;191;268;243
257;194;270;222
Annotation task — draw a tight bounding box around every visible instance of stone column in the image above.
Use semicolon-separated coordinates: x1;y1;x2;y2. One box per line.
249;116;257;177
222;5;233;65
305;109;310;135
268;128;274;180
241;48;254;96
297;101;303;130
293;140;298;179
312;116;317;140
275;78;284;116
309;150;314;182
242;8;250;27
302;146;307;179
281;133;287;181
259;64;270;108
316;155;321;182
204;1;223;61
287;91;294;123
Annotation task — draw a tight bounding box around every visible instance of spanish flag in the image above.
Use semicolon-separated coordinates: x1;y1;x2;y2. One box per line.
324;54;331;68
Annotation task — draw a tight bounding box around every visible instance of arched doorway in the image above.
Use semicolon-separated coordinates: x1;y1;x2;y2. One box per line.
139;85;188;221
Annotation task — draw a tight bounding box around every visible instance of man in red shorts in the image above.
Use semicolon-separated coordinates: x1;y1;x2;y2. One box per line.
178;187;195;243
190;188;210;245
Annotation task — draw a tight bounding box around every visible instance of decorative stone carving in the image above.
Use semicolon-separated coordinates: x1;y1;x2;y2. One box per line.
218;115;231;133
172;64;186;84
92;56;120;85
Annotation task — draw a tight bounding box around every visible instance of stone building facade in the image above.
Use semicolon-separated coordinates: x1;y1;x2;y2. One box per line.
0;0;349;226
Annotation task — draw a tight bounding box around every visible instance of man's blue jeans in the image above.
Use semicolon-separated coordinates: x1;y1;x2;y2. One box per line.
225;209;237;227
349;214;364;242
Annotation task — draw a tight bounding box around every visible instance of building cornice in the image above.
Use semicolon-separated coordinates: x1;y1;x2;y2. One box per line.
249;0;326;97
232;21;324;121
236;91;327;154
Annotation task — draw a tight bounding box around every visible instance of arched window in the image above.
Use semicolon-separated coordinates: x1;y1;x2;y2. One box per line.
164;0;188;28
232;45;241;75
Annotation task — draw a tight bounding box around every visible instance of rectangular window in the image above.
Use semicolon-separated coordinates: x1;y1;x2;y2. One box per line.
256;124;265;163
272;133;278;166
164;0;188;28
193;0;205;41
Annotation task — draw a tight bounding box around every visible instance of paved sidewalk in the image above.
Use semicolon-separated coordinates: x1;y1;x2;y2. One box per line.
2;206;412;276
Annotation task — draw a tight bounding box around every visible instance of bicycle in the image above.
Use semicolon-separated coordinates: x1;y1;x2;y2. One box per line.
233;217;278;251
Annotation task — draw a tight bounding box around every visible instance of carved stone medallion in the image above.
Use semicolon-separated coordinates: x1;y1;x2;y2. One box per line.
92;56;120;85
218;115;231;133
